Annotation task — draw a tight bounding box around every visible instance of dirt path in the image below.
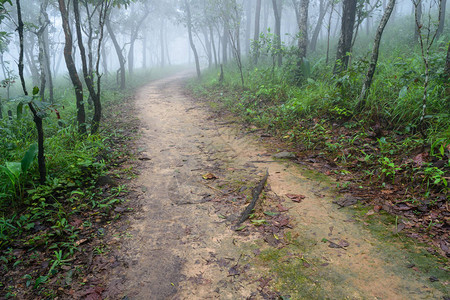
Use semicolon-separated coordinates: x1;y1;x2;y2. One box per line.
104;74;448;299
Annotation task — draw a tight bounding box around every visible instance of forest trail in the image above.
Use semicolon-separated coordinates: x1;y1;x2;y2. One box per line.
103;74;447;299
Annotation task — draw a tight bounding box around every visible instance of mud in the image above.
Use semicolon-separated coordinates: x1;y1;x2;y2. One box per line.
104;74;448;299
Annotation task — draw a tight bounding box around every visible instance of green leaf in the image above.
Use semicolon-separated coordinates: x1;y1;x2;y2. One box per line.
32;86;39;96
5;162;22;179
398;86;408;99
21;144;38;173
250;219;266;226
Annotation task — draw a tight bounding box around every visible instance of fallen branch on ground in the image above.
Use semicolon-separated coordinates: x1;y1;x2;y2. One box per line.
235;169;269;227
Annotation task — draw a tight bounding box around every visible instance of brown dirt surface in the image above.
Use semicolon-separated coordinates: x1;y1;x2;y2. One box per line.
102;73;449;299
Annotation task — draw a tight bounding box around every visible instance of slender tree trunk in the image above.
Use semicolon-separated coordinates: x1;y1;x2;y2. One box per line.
222;23;228;64
160;19;165;68
202;27;212;68
437;0;446;38
272;0;283;66
73;0;103;134
245;0;252;54
293;0;309;59
253;0;262;65
106;17;126;89
16;0;46;184
414;0;422;41
142;34;147;69
333;0;357;73
185;0;201;78
357;0;396;109
326;0;334;64
210;25;218;68
310;0;328;52
446;43;450;81
58;0;87;134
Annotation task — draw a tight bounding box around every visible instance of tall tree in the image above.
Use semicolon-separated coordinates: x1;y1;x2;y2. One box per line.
334;0;357;73
73;0;109;134
185;0;201;78
272;0;283;66
253;0;262;65
58;0;87;134
106;14;126;89
16;0;46;184
292;0;310;59
310;0;329;52
357;0;396;109
436;0;446;38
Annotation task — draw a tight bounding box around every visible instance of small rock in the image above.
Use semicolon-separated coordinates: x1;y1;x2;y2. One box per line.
273;151;296;159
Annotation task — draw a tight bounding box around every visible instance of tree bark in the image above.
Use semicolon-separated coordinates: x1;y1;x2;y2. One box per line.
59;0;87;134
293;0;309;59
446;42;450;81
437;0;446;38
73;0;104;134
310;0;328;52
357;0;396;109
253;0;262;65
222;23;228;64
272;0;283;66
245;0;252;54
326;0;335;64
106;16;126;89
185;0;201;78
210;25;218;68
16;0;46;184
333;0;357;73
160;19;165;68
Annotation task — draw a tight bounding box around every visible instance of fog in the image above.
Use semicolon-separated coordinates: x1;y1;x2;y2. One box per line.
0;0;448;96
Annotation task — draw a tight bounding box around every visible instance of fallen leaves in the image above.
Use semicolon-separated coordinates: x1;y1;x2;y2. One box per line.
285;194;305;203
202;172;217;180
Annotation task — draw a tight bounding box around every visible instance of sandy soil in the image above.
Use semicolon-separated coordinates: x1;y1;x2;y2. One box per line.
103;74;447;300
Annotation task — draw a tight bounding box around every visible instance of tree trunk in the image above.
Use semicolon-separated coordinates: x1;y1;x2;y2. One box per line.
293;0;309;59
202;27;212;68
106;16;126;89
414;0;422;41
333;0;357;73
185;0;201;78
326;0;335;64
16;0;46;184
272;0;283;66
210;25;218;68
73;0;103;134
310;0;328;52
58;0;87;134
222;23;228;64
446;42;450;81
357;0;396;109
160;19;165;68
253;0;262;65
437;0;446;38
143;34;147;69
245;0;252;54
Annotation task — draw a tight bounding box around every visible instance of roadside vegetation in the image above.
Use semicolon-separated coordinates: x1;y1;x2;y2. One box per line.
0;67;182;298
189;11;450;258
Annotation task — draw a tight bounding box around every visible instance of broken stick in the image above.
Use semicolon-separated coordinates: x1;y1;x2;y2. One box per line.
235;169;269;227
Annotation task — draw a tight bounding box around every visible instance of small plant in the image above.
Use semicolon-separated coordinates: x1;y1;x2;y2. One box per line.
379;157;402;184
422;164;447;193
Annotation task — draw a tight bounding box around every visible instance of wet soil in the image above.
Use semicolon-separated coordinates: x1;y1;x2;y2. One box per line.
103;73;448;299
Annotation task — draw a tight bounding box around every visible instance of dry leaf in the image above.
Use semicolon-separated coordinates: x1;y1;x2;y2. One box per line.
286;194;305;203
202;173;217;180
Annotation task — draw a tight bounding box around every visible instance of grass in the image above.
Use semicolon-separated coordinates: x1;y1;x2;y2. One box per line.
0;65;186;298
